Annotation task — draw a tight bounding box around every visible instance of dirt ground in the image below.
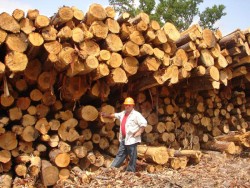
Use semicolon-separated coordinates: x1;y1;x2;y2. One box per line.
55;150;250;188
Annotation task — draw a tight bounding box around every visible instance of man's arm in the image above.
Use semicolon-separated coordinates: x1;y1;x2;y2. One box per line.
100;112;115;119
133;126;145;137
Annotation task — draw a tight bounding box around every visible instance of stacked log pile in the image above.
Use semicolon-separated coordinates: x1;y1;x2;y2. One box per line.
0;3;249;186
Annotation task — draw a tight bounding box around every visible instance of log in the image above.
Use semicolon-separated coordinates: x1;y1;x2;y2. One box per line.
174;150;202;163
1;94;14;108
15;164;27;177
73;145;88;158
170;156;188;170
29;156;41;177
107;67;128;84
0;150;11;164
77;105;99;121
176;32;197;47
27;32;44;59
162;22;180;42
201;140;236;154
35;15;50;29
49;149;70;168
5;51;28;73
122;41;140;56
59;168;70;180
199;49;214;67
41;160;59;186
6;33;28;52
58;118;79;142
129;30;145;45
60;75;88;101
202;28;217;48
122;56;139;76
79;39;100;58
0;131;18;150
89;21;109;39
215;131;250;148
137;145;169;165
219;29;245;49
0;12;20;33
105;6;116;19
85;3;107;25
0;173;12;187
105;18;120;34
50;6;74;26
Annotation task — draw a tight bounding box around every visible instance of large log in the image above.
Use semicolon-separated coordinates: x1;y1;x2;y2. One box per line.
0;12;20;33
215;131;250;148
137;145;169;165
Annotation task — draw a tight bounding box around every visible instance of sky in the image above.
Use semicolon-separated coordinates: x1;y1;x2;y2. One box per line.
0;0;249;36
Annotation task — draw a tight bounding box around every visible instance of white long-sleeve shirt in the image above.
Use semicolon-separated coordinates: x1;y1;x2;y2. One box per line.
114;109;147;145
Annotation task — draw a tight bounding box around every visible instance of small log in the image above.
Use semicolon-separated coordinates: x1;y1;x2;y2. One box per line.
58;118;79;142
0;150;11;164
41;160;59;186
79;39;100;58
77;105;99;121
73;145;88;158
1;94;14;108
174;150;202;163
59;168;70;180
202;28;217;48
107;67;128;84
170;156;188;170
15;164;27;177
89;21;109;40
0;131;18;150
29;156;41;177
6;33;28;52
49;149;70;168
5;51;28;73
122;41;139;56
162;22;180;42
85;3;107;25
0;173;12;187
50;6;73;26
99;137;110;150
199;49;214;67
60;75;88;101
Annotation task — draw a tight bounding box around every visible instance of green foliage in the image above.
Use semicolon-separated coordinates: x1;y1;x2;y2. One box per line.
199;5;226;30
155;0;203;30
108;0;226;31
109;0;138;16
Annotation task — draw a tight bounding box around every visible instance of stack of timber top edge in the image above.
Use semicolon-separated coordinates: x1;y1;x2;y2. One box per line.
0;3;250;186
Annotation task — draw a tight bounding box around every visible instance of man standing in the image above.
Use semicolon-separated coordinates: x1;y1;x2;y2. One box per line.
100;97;147;172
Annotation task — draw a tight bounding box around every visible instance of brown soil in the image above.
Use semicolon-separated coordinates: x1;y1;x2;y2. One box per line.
53;150;250;188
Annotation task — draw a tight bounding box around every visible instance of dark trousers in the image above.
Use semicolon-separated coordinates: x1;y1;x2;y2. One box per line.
111;140;137;172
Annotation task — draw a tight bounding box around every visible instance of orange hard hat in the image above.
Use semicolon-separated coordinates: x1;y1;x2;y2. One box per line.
123;97;135;105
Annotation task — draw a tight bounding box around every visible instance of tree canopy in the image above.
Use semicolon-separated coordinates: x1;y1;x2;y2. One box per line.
108;0;226;31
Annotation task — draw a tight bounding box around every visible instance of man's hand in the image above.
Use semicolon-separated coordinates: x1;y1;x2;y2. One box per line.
133;127;145;137
133;131;141;137
100;112;108;117
100;112;114;118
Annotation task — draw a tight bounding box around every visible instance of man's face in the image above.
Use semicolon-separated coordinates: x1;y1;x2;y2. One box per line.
124;104;134;113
